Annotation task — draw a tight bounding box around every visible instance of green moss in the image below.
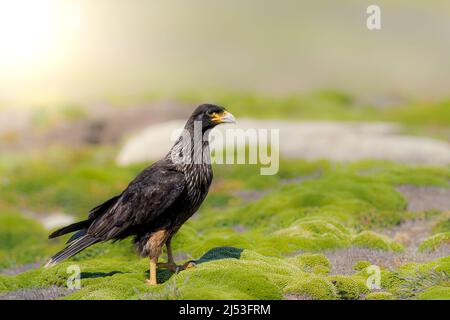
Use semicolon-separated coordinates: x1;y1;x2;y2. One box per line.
0;212;55;270
171;262;283;300
272;218;352;251
416;286;450;300
212;159;329;191
289;254;331;274
380;257;450;299
348;160;450;187
364;292;394;300
380;269;402;292
352;231;404;252
419;232;450;252
433;217;450;234
69;240;136;261
284;274;338;300
353;261;371;271
2;248;450;300
64;274;149;300
193;169;414;258
0;147;141;215
328;275;369;300
435;260;450;274
63;249;286;300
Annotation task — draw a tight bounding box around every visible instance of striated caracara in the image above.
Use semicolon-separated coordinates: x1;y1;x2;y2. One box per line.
45;104;236;285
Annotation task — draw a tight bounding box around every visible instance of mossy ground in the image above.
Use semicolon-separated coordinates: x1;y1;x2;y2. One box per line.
418;212;450;253
0;147;449;299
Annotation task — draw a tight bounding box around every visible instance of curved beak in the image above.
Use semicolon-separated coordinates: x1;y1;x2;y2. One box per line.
217;111;236;124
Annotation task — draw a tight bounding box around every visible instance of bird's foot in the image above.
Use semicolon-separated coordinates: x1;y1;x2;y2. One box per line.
179;260;196;271
157;261;196;273
157;262;178;273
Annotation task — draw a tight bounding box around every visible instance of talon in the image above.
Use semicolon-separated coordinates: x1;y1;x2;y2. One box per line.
180;261;196;271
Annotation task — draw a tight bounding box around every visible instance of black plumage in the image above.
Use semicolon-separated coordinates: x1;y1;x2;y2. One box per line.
45;104;235;285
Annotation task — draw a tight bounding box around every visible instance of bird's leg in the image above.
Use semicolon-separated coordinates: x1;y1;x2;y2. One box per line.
146;256;158;286
145;230;168;286
157;237;196;272
166;238;176;265
157;237;177;272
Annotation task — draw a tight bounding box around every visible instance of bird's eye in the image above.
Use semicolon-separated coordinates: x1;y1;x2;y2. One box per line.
206;110;213;116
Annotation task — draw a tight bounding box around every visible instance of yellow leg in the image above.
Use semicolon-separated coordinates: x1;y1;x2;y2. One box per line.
146;257;158;286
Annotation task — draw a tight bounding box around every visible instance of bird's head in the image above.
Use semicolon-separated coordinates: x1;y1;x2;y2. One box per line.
189;104;236;131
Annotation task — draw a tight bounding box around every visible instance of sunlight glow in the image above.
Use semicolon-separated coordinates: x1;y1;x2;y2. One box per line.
0;0;80;69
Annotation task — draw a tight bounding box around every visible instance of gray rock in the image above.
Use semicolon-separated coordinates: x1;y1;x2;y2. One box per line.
117;119;450;166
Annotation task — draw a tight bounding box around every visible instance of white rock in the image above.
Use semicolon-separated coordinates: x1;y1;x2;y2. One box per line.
23;211;75;230
116;119;450;166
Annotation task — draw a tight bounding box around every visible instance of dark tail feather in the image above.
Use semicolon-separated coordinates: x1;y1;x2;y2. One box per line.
48;220;90;239
44;235;98;268
66;229;87;244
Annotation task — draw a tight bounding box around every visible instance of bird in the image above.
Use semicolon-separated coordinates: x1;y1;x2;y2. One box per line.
44;104;236;285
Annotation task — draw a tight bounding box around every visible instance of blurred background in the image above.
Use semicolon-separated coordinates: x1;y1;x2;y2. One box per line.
0;0;450;299
0;0;449;156
1;0;450;104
